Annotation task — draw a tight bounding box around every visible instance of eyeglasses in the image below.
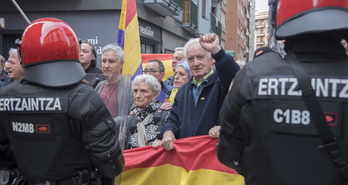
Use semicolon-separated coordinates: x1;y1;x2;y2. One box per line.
142;69;163;74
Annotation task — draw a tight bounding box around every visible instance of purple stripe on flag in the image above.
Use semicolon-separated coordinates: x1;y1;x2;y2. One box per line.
131;64;143;80
117;29;125;47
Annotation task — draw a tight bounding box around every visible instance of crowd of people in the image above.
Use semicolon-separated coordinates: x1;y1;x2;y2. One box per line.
0;16;241;184
2;0;348;184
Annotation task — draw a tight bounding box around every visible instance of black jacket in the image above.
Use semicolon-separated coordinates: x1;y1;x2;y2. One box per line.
124;108;170;149
0;80;124;183
218;38;348;185
85;65;102;73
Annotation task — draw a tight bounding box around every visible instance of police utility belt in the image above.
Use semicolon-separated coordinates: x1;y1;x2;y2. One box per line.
1;170;100;185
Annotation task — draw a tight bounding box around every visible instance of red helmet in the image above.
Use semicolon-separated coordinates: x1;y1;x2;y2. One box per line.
19;17;85;87
269;0;348;40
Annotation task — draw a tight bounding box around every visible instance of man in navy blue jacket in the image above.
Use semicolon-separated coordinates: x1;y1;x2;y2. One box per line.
160;33;240;150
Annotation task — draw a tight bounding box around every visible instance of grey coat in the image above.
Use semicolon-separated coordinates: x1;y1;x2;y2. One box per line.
95;76;134;117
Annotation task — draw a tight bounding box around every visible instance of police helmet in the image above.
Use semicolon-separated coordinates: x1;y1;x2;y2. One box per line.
18;17;85;87
268;0;348;40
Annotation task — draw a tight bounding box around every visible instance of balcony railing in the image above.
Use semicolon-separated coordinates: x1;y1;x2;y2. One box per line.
181;0;198;34
210;13;221;38
144;0;182;17
256;24;265;28
171;0;182;7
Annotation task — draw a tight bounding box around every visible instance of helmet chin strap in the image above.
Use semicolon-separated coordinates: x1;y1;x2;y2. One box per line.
11;0;31;24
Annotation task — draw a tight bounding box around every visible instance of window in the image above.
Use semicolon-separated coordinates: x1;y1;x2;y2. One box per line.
202;0;206;18
141;43;154;53
211;7;216;16
221;11;226;29
164;49;174;53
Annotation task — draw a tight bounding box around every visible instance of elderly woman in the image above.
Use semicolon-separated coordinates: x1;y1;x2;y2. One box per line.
167;61;192;103
125;74;170;149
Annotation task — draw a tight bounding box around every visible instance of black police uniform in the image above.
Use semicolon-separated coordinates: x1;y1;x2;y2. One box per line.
218;38;348;185
0;80;124;184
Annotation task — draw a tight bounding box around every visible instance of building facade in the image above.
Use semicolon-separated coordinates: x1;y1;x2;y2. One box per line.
255;10;269;49
225;0;255;62
220;0;227;49
0;0;224;64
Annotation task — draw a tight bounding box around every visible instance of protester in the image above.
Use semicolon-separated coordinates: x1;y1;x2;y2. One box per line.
0;18;124;185
340;39;348;55
218;1;348;184
3;56;9;73
143;59;174;104
80;41;101;73
124;74;169;149
160;33;240;150
0;55;12;87
95;43;133;118
80;41;104;84
0;55;5;68
5;48;23;81
164;47;185;86
166;60;192;103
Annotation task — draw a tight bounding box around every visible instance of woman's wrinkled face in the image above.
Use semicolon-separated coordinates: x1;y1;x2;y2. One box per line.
133;82;158;108
173;66;189;88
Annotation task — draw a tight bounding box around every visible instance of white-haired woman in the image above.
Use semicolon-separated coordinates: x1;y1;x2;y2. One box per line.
125;74;170;149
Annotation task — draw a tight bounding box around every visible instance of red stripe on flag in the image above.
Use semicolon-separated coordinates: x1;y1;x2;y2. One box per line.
123;135;239;174
125;0;137;27
141;53;174;80
141;54;173;64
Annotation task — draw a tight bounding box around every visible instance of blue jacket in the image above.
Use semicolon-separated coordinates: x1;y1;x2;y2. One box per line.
161;49;240;139
157;81;174;103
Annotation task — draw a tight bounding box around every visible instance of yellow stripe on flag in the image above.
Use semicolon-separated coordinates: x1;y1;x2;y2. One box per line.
121;164;244;185
123;16;141;75
118;0;126;30
119;135;245;185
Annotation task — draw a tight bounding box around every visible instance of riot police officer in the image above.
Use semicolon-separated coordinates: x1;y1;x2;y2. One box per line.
0;18;124;185
218;0;348;185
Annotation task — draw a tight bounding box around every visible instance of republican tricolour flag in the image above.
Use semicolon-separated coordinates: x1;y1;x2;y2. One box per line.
117;0;142;79
118;135;245;185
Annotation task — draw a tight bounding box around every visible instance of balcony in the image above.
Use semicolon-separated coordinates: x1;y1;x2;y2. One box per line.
144;0;182;17
257;33;265;36
171;0;183;7
256;23;265;28
210;13;222;38
181;0;198;34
